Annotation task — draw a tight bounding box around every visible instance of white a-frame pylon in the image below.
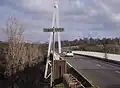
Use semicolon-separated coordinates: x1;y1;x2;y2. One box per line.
48;0;61;57
44;0;63;81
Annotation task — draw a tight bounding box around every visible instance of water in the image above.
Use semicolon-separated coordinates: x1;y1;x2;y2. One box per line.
0;62;50;88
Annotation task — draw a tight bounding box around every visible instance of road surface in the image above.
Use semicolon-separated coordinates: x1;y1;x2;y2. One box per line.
64;55;120;88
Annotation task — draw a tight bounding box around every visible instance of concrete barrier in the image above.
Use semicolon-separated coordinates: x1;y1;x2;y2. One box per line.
67;62;94;88
73;51;120;63
54;51;94;88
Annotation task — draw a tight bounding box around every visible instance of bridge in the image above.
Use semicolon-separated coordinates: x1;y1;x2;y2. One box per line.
43;0;120;88
45;49;120;88
0;0;120;88
64;52;120;88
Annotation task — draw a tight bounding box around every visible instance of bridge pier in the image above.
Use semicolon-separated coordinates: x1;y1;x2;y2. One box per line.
54;59;67;80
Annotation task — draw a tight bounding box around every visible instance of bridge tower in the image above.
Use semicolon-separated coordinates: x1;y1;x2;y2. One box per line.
48;0;61;57
43;0;64;87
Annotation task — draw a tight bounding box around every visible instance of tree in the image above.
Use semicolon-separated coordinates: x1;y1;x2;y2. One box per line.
2;17;26;75
1;17;44;76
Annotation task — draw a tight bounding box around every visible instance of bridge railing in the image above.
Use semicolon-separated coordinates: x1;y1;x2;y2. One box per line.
51;51;63;60
73;51;120;63
53;51;94;88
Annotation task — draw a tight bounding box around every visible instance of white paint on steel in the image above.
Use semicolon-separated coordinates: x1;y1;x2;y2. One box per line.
96;64;102;67
44;59;50;78
47;3;55;57
44;0;62;87
115;71;120;74
47;33;53;57
46;73;52;79
56;0;61;54
66;62;73;68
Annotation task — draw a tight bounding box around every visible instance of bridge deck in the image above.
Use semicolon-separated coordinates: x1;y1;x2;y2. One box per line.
65;55;120;88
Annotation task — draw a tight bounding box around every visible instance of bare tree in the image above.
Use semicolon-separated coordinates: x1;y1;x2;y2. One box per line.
2;17;26;75
1;17;43;76
24;42;43;67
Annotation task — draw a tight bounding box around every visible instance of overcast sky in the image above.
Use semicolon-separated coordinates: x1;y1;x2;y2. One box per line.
0;0;120;43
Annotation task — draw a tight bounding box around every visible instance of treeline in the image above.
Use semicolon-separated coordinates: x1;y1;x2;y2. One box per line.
60;37;120;47
49;37;120;48
60;38;120;54
46;37;120;54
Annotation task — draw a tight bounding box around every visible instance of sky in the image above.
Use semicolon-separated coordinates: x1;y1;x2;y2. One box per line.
0;0;120;43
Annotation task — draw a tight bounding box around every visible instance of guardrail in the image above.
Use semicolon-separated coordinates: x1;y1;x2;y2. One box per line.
72;51;120;64
51;51;61;60
66;61;95;88
54;52;94;88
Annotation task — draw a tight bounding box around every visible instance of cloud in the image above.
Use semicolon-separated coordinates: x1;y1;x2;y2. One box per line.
0;0;120;42
21;0;54;12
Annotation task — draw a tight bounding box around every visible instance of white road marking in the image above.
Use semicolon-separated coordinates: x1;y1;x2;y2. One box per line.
96;64;102;67
115;71;120;74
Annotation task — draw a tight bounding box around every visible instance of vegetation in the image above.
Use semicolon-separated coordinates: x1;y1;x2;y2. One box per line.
0;17;45;76
59;38;120;54
53;83;64;88
69;44;119;54
0;17;119;77
61;37;120;46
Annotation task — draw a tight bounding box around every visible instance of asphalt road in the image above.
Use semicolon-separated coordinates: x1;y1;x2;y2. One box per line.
64;55;120;88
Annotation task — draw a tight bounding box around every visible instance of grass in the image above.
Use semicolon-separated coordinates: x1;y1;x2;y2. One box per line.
53;83;64;88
